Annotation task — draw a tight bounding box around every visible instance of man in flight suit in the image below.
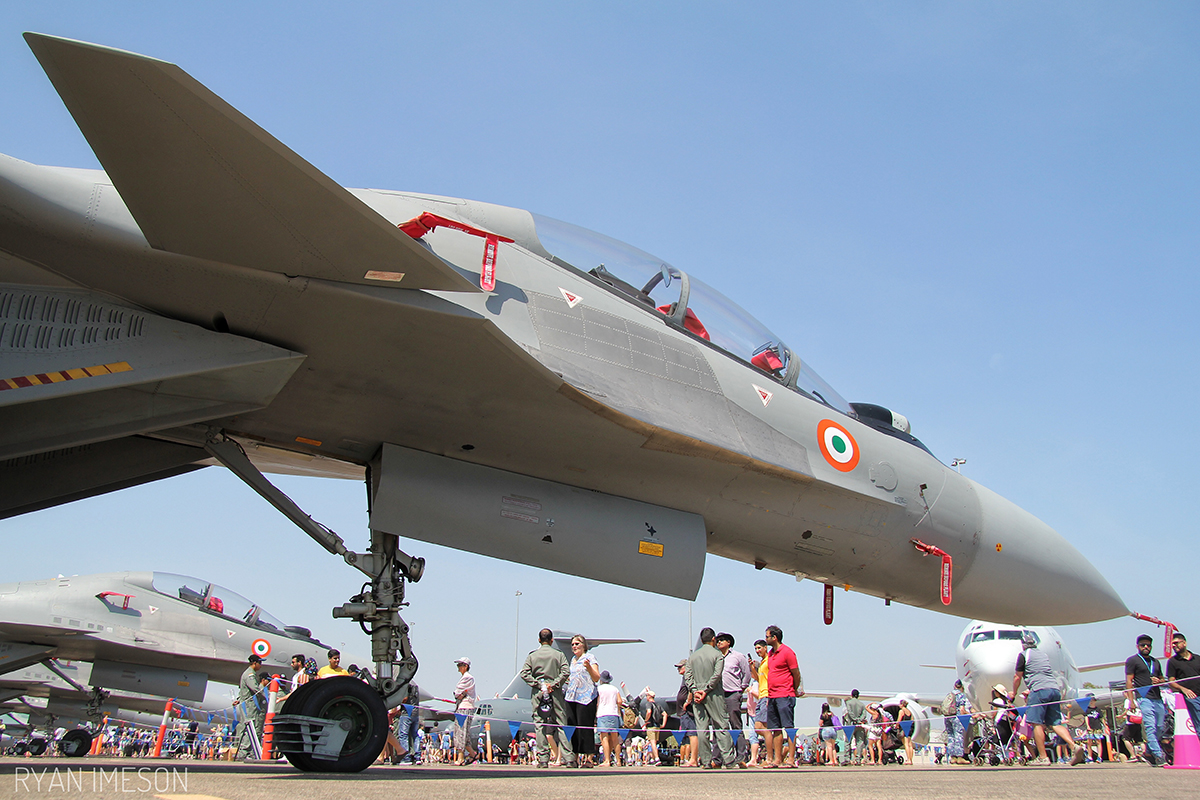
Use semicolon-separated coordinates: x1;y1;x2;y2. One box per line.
233;654;263;760
519;628;574;767
685;627;735;769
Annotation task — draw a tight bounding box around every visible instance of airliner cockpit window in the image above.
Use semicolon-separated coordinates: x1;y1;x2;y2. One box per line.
152;572;286;632
969;630;996;644
531;213;851;412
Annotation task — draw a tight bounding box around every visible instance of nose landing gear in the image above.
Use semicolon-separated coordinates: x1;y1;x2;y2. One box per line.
203;431;422;772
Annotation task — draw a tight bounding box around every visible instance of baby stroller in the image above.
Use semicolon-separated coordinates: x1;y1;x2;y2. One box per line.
879;727;905;765
972;700;1027;766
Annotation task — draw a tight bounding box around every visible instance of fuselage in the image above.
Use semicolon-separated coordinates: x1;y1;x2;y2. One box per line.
0;152;1127;624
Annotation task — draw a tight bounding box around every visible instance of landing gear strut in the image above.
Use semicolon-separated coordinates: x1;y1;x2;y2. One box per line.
204;431;422;771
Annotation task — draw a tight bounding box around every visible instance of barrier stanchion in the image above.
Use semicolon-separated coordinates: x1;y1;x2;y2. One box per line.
151;699;174;757
261;676;280;760
89;715;109;755
1167;692;1200;770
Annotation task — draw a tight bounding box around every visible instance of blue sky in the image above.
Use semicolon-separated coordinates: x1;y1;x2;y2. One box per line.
1;3;1196;721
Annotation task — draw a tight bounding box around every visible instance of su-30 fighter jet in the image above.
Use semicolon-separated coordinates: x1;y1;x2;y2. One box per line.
0;34;1125;770
0;571;332;756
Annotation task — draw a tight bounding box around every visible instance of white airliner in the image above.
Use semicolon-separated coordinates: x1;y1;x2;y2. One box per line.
924;620;1123;713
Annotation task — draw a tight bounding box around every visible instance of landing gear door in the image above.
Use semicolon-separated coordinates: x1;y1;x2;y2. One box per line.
369;444;707;601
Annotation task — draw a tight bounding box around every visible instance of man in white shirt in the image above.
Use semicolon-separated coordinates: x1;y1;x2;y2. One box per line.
715;632;751;767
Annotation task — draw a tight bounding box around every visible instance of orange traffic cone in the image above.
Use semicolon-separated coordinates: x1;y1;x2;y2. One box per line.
1167;692;1200;770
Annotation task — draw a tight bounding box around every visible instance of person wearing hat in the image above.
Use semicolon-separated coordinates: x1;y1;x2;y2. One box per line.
452;656;478;765
943;679;970;765
595;670;624;766
1013;632;1085;766
233;654;263;760
1124;633;1166;766
640;688;667;766
519;628;573;767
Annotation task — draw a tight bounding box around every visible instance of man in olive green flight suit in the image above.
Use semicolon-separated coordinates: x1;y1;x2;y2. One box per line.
519;628;574;767
685;627;734;768
234;654;263;760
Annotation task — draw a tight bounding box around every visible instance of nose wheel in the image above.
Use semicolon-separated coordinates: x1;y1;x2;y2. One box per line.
57;729;93;757
275;677;388;772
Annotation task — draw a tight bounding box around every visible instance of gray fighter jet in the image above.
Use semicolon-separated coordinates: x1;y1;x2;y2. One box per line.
0;34;1125;771
0;570;331;755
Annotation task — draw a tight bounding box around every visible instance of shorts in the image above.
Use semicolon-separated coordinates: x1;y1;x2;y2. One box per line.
766;697;795;730
820;727;836;741
597;715;620;732
678;713;696;733
1025;688;1062;728
754;698;769;724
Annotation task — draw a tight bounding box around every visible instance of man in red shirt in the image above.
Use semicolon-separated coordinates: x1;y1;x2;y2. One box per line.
763;625;804;768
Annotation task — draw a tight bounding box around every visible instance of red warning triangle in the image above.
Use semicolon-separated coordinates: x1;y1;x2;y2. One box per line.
559;288;582;308
226;630;236;639
753;384;774;406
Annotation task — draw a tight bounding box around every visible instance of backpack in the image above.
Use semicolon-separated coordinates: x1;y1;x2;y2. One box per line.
940;692;956;716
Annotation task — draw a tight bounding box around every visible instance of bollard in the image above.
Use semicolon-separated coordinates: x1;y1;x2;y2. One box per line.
261;675;280;760
151;699;174;758
89;715;109;755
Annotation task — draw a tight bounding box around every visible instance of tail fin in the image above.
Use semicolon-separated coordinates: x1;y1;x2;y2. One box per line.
24;33;477;292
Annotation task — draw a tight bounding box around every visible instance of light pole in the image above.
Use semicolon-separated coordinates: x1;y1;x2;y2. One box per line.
514;591;522;673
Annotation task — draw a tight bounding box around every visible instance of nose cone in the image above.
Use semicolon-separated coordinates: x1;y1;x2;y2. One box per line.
954;482;1126;624
962;641;1024;711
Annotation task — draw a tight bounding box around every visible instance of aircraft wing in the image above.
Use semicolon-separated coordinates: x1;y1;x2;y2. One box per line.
810;689;946;710
918;664;956;670
1077;661;1126;673
23;33;478;294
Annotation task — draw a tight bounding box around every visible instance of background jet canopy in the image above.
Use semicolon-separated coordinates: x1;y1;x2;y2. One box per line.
150;572;288;634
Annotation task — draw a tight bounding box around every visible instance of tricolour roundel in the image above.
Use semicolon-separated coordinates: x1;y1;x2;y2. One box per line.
252;639;271;658
817;420;860;472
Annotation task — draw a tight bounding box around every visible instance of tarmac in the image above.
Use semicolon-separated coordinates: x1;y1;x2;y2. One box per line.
1;758;1196;800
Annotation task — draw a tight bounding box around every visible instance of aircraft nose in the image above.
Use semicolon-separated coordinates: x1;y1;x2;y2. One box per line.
953;482;1126;624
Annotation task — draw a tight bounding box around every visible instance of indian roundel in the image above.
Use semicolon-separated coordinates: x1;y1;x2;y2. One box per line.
817;419;859;472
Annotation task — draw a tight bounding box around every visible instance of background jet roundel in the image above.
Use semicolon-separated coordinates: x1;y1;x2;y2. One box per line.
818;419;859;472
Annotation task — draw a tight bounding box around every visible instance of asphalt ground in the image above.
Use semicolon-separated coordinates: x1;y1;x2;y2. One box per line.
1;758;1196;800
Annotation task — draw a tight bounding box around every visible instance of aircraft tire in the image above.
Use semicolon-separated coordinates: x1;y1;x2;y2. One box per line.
58;729;93;757
27;737;48;756
288;677;387;773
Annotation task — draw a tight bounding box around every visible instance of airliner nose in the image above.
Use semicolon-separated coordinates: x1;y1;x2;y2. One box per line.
953;482;1126;624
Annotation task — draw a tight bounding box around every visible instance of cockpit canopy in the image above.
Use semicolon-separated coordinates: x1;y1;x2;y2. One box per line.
531;214;851;413
151;572;315;641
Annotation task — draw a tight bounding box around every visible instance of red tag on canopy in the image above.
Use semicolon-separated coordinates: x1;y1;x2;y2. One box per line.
940;555;953;605
823;583;834;625
398;212;514;293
